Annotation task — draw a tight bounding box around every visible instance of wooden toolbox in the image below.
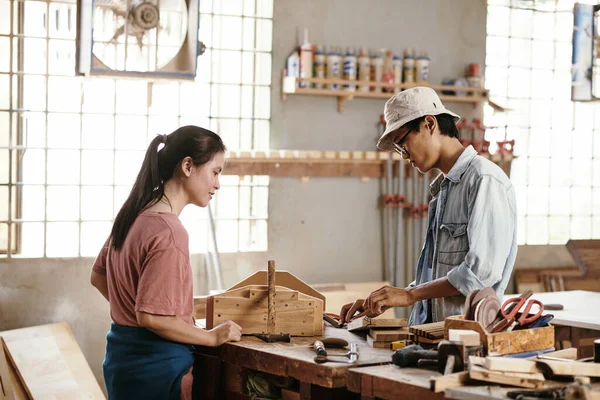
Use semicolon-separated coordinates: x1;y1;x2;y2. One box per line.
444;316;554;356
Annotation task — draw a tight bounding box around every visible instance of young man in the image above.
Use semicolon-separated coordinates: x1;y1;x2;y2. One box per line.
340;87;517;325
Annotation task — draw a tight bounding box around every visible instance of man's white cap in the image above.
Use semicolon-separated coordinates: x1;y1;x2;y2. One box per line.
377;87;461;151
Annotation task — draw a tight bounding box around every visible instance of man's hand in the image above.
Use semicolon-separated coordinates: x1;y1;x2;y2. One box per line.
363;286;415;315
340;286;416;323
339;299;382;324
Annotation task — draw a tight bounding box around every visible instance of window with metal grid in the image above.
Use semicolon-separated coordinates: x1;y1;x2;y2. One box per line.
0;0;273;257
485;0;600;245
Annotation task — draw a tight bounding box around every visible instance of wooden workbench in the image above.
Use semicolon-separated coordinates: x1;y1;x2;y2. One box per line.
347;364;443;400
503;290;600;357
193;324;394;399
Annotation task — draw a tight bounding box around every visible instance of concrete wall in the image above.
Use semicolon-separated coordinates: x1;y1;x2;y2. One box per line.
268;0;488;283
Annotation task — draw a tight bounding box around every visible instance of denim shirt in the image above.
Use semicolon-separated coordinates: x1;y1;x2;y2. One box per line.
408;145;517;326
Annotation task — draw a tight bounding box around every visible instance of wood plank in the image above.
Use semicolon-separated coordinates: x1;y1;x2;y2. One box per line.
429;371;470;393
482;357;537;374
536;359;600;378
347;317;407;332
366;336;391;349
0;338;16;400
468;364;545;389
0;323;105;399
368;328;412;342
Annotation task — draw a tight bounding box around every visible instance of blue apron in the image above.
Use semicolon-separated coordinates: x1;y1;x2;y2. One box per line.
103;323;194;400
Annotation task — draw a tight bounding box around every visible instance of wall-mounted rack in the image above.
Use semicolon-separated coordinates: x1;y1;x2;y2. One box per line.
281;75;492;113
224;150;515;179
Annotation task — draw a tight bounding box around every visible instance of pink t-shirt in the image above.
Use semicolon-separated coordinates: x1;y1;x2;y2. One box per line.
92;210;194;327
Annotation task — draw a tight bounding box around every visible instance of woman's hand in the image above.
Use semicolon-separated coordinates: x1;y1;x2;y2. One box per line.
209;320;242;346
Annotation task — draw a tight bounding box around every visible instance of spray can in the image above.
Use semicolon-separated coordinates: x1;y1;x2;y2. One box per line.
299;28;313;88
403;47;415;84
286;50;300;78
392;54;403;88
382;50;395;93
327;46;341;90
357;47;370;92
416;51;430;84
371;50;384;93
314;45;326;89
343;47;357;91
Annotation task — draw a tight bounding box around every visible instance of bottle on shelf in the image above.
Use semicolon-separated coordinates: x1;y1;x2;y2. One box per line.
343;47;357;92
314;45;326;89
357;47;371;93
403;47;415;84
382;50;395;93
326;46;341;90
286;50;300;78
392;54;403;89
299;28;314;88
416;51;430;84
370;50;384;93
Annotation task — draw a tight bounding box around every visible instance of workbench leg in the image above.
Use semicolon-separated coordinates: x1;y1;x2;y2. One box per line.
193;353;223;400
299;381;359;400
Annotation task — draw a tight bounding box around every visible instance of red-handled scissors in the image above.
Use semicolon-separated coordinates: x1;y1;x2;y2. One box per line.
491;297;544;333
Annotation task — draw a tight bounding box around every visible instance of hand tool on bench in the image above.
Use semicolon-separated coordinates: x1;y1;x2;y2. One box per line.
491;296;544;333
323;313;345;328
252;260;291;343
314;343;358;364
310;338;349;356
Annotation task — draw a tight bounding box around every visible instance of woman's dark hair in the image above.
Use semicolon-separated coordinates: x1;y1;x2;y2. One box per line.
404;114;460;138
109;125;226;250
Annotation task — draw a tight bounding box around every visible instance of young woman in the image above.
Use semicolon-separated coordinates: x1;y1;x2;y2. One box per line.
90;125;242;400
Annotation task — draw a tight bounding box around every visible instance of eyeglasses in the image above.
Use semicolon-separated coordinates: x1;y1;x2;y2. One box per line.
392;129;412;157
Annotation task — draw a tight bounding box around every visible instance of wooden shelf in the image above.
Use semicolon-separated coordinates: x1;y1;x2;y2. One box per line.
223;150;515;179
282;76;490;112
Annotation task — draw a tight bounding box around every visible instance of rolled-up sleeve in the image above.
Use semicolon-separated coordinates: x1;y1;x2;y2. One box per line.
447;175;516;296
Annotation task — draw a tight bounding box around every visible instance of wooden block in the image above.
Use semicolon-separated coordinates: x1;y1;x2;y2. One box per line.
368;328;412;342
347;317;408;332
308;151;323;159
448;329;481;346
483;357;538;374
365;151;378;160
366;335;391;349
535;359;600;378
430;371;470;393
351;151;364;160
324;151;337;159
338;151;350;160
469;364;546;389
